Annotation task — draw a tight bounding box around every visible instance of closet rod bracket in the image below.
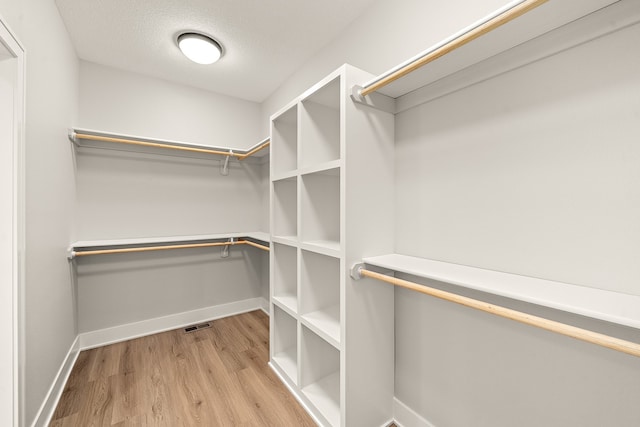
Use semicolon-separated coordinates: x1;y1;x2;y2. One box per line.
68;129;78;145
350;262;365;280
349;85;396;114
67;247;76;260
221;150;232;175
221;238;233;258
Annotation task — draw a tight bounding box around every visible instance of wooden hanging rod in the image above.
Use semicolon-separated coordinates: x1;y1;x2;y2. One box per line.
73;132;270;160
71;239;269;258
355;267;640;358
359;0;548;97
237;140;271;160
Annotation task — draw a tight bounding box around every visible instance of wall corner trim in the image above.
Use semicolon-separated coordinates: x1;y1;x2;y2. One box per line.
30;336;80;427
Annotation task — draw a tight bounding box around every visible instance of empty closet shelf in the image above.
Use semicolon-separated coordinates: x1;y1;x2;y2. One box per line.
69;128;270;161
353;254;640;357
68;232;270;259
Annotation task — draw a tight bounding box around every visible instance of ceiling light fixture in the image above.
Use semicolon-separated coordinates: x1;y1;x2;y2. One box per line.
177;32;223;65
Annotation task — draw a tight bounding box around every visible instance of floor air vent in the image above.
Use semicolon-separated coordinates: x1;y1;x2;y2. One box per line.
184;322;211;333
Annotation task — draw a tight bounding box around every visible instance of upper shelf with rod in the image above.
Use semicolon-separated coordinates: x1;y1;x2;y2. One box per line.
69;128;270;165
67;231;270;260
351;254;640;358
351;0;623;112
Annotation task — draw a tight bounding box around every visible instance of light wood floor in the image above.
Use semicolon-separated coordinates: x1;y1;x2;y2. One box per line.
50;310;316;426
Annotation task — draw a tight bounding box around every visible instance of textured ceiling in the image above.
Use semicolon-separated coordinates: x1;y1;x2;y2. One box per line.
55;0;376;103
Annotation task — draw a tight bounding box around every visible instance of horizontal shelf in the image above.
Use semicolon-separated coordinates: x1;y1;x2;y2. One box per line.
364;0;618;100
301;305;340;349
271;236;298;247
299;161;341;177
272;170;298;182
273;349;298;385
300;240;341;258
363;254;640;330
302;371;341;427
273;294;298;316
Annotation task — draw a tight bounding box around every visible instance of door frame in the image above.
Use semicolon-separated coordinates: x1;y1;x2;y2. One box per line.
0;15;25;427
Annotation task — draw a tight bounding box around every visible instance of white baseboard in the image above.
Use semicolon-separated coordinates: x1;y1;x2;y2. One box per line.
78;297;269;350
393;397;437;427
30;336;80;427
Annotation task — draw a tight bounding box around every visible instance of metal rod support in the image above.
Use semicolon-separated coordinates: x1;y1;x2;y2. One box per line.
357;267;640;358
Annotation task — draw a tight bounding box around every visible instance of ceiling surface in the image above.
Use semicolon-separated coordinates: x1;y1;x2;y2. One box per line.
55;0;376;103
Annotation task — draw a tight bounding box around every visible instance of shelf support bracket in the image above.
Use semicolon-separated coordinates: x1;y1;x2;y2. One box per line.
221;238;233;258
221;150;232;175
350;85;397;114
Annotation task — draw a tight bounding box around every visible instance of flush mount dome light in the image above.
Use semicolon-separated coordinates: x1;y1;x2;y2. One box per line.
177;32;223;65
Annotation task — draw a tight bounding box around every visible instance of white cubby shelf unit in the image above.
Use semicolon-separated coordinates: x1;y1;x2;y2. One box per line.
269;65;395;427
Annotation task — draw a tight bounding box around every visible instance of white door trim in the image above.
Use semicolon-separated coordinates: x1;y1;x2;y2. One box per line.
0;15;26;427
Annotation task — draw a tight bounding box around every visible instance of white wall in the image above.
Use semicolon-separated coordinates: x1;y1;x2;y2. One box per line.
75;62;269;332
0;1;78;425
393;13;640;427
80;61;264;148
262;0;640;425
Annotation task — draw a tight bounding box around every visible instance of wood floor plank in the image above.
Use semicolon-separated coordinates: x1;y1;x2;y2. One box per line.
51;310;315;426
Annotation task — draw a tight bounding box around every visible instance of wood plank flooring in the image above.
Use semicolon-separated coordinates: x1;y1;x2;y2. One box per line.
50;311;316;426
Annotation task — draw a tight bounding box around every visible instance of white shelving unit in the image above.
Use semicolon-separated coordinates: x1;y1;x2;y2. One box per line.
269;65;395;426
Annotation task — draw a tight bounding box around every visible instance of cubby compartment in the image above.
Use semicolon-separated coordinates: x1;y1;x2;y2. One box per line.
300;168;340;253
301;326;341;427
272;177;297;241
300;77;341;169
272;306;298;385
300;250;340;348
272;105;298;176
272;243;298;314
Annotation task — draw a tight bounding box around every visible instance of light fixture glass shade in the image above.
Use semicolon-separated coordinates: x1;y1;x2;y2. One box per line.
177;33;222;65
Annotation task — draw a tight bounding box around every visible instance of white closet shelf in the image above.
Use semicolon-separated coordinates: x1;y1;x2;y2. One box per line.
69;232;270;257
300;241;341;258
362;254;640;330
302;371;341;427
299;161;341;177
272;236;298;246
301;305;341;349
360;0;618;100
272;171;298;182
273;294;298;316
273;349;298;385
69;128;270;161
